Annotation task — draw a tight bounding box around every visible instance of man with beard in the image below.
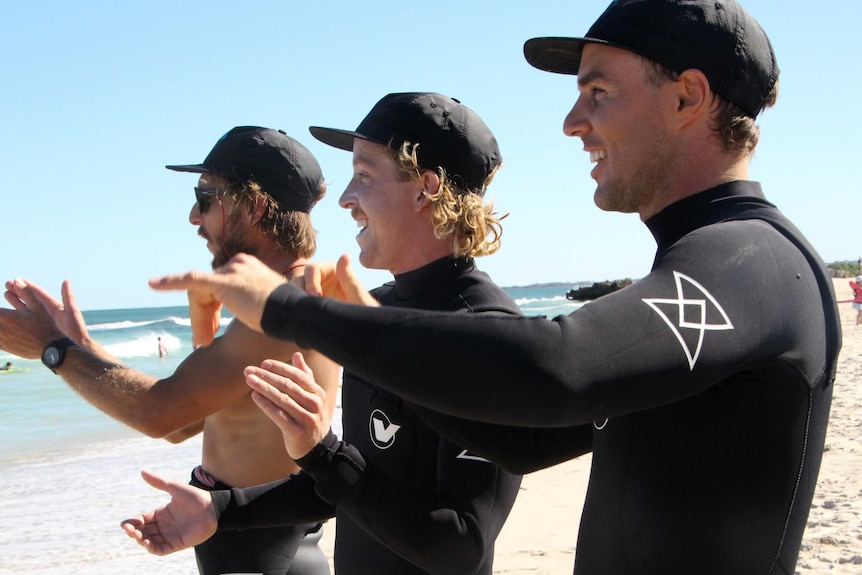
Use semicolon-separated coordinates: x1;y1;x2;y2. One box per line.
0;127;340;575
123;94;523;575
133;1;841;572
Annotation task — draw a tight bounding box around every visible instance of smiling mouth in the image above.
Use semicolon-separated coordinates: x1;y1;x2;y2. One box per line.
590;150;607;163
355;215;368;234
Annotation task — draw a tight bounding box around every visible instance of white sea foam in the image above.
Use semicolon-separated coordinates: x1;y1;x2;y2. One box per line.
104;332;183;358
0;435;203;574
89;319;165;331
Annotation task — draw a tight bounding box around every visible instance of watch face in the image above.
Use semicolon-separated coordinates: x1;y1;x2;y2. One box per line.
44;347;60;366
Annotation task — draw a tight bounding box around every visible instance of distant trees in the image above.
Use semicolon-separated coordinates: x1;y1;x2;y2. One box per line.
827;259;862;278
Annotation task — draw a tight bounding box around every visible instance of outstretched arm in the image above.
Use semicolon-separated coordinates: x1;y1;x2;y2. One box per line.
2;274;303;439
121;470;218;556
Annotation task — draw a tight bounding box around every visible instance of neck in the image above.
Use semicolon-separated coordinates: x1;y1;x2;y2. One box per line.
282;259;307;278
254;247;307;279
639;150;750;222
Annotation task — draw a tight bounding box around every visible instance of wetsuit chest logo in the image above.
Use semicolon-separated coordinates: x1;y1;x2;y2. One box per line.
641;271;734;371
369;409;401;449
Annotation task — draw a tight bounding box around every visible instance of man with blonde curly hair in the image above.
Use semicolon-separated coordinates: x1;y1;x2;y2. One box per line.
132;1;841;571
124;93;523;575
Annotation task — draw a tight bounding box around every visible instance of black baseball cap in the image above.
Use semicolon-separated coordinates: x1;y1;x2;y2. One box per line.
524;0;778;118
166;126;324;213
309;92;501;195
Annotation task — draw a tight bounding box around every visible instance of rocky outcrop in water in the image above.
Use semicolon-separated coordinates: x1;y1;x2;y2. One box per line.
566;279;633;301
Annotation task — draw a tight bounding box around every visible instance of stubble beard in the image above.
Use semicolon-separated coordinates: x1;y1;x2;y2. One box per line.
210;210;257;269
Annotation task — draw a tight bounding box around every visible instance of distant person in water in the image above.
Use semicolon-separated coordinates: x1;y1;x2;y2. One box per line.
157;337;168;358
0;362;11;371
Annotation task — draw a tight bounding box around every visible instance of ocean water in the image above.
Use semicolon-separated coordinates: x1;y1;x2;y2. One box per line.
0;288;582;574
0;289;582;461
0;306;225;460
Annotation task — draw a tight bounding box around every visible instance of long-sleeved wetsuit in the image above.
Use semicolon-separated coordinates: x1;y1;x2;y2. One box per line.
213;257;523;574
257;181;841;574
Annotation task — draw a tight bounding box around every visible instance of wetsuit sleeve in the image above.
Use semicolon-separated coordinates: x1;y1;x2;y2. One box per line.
411;405;593;474
213;471;335;531
297;430;521;573
260;222;827;429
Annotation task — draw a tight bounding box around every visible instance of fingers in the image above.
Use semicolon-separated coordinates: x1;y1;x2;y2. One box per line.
244;354;324;424
149;270;207;292
336;254;379;306
119;511;163;555
3;279;58;320
140;469;173;493
25;280;64;313
302;261;339;298
245;355;330;459
149;255;280;334
188;289;222;348
4;278;31;310
120;517;150;546
302;263;324;297
4;286;26;310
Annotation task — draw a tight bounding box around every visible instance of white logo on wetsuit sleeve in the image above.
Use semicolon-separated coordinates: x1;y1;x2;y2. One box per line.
456;449;491;463
369;409;401;449
641;271;733;371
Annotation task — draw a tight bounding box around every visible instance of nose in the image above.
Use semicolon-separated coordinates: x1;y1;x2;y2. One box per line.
189;203;203;225
338;184;356;210
563;97;589;138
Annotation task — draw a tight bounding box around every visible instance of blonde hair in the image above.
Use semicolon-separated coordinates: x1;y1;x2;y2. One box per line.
387;142;506;258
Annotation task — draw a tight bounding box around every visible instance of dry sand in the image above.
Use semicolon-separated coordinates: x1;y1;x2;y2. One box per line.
318;278;862;574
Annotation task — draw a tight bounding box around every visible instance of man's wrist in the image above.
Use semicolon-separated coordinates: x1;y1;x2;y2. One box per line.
260;283;306;340
41;337;76;373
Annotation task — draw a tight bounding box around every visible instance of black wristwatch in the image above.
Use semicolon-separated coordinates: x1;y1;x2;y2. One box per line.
41;337;76;373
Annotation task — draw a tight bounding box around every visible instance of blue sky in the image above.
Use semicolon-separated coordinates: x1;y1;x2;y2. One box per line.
2;0;859;311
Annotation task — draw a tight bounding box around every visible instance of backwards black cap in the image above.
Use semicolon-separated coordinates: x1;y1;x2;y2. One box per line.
524;0;778;118
309;92;501;195
166;126;324;213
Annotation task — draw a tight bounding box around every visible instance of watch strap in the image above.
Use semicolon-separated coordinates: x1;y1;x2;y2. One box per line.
42;337;76;372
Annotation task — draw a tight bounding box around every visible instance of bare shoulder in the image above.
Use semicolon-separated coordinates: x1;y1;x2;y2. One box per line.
218;318;305;363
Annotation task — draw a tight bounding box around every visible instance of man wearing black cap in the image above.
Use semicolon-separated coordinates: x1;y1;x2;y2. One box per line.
0;127;340;575
123;94;522;575
137;1;840;573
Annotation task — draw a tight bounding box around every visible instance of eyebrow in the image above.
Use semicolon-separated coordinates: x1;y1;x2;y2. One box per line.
578;69;607;87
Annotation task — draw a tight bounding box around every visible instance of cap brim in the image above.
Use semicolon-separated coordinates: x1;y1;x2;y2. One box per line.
308;126;367;152
524;36;604;75
165;163;209;174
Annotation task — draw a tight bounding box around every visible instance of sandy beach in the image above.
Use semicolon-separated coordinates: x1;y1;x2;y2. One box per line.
1;278;859;574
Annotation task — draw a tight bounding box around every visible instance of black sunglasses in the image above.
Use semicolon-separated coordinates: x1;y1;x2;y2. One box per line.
194;187;222;214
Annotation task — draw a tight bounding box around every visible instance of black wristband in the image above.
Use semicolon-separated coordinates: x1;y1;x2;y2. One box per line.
41;337;76;373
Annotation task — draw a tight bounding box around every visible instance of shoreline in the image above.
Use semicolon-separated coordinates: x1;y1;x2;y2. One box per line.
1;279;858;573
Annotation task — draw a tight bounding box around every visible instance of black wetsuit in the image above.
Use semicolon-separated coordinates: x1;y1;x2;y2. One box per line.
213;257;523;574
190;468;328;575
257;182;841;574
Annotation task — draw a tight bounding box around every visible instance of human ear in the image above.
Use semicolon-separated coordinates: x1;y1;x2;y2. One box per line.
675;69;710;121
